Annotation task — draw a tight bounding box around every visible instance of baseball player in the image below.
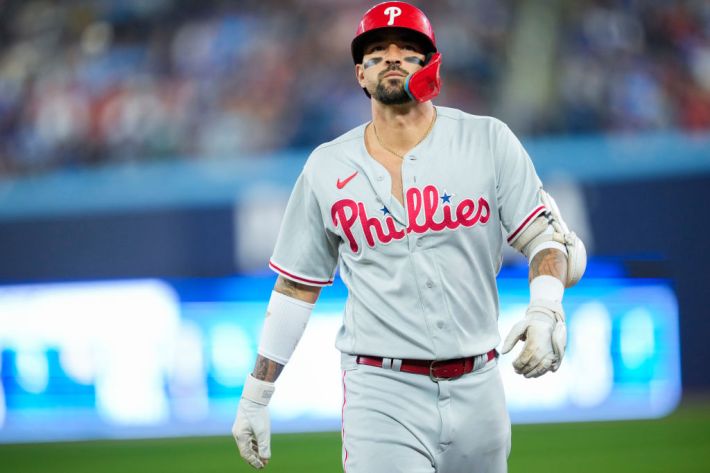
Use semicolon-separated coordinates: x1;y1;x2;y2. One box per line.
232;2;586;472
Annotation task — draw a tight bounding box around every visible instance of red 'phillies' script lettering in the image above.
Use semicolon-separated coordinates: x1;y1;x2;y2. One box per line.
331;199;358;252
358;202;406;246
332;185;490;253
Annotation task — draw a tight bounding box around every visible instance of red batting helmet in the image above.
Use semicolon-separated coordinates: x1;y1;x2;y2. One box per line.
351;1;437;65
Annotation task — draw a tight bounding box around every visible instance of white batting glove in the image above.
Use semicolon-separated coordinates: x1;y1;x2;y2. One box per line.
501;300;566;378
232;375;275;469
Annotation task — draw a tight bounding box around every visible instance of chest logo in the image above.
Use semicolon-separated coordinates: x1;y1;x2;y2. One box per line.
331;184;490;253
336;171;359;189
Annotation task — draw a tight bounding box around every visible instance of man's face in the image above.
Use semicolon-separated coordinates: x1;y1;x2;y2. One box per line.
356;31;428;105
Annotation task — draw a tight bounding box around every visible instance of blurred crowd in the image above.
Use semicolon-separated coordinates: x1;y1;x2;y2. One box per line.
0;0;709;176
556;1;710;133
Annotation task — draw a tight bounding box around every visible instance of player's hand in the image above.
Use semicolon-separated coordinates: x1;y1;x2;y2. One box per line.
501;300;566;378
233;397;272;469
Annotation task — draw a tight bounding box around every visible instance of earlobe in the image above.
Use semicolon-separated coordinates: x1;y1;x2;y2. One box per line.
355;65;365;86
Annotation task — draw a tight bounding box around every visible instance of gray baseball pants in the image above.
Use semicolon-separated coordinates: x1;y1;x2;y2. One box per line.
340;354;511;473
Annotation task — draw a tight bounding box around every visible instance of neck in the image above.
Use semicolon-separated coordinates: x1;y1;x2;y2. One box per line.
370;101;436;152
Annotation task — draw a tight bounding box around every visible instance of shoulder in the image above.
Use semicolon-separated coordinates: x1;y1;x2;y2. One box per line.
435;106;507;133
435;106;519;153
302;123;367;178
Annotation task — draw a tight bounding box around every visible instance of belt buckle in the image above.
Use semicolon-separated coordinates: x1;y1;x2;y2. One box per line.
428;360;463;382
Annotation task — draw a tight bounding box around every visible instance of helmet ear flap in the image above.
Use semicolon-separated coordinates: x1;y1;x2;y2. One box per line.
404;52;441;102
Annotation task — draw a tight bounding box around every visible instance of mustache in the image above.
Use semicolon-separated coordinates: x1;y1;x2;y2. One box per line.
378;65;409;79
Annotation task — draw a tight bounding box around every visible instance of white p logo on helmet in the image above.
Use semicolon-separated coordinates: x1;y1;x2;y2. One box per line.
384;6;402;25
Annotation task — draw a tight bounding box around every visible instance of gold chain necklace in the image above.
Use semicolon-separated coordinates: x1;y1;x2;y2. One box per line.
371;109;437;160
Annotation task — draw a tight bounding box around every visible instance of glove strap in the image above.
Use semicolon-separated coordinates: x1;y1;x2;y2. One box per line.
528;299;565;323
242;374;275;406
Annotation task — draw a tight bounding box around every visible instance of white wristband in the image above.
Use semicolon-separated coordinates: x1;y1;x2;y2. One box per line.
530;275;564;303
242;374;275;406
257;290;314;365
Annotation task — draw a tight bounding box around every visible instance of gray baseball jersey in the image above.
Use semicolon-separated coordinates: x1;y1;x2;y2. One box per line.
269;106;544;360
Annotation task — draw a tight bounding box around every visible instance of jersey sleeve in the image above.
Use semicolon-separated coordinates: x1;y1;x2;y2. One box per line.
269;170;339;286
492;122;546;245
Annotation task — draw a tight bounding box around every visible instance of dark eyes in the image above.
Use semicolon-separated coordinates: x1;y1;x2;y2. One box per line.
367;44;417;54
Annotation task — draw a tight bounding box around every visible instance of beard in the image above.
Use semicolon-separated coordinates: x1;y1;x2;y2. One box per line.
373;78;412;105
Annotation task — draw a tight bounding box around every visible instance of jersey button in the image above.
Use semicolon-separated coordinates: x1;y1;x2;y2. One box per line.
416;239;423;247
426;280;433;288
376;175;384;181
436;320;445;329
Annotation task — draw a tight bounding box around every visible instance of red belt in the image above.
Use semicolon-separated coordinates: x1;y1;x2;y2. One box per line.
356;349;497;381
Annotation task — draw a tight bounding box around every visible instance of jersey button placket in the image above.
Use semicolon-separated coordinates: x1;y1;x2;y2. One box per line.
402;157;419;251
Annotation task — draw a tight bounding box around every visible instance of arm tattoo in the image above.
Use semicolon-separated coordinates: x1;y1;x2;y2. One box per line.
529;248;568;283
252;355;284;382
274;277;300;297
274;276;302;298
274;276;320;303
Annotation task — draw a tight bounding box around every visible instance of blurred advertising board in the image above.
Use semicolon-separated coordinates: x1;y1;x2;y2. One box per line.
0;263;680;442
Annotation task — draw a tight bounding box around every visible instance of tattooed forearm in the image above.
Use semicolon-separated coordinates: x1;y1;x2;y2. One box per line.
274;276;302;298
252;355;285;382
529;248;568;283
274;276;321;303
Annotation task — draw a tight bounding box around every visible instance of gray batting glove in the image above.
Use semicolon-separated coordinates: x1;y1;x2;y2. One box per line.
501;300;566;378
232;375;275;469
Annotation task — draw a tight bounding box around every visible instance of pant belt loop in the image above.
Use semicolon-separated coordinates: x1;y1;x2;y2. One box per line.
391;358;402;372
473;353;486;371
382;358;393;370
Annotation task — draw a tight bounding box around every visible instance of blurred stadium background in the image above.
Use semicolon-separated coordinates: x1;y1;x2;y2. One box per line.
0;0;709;471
